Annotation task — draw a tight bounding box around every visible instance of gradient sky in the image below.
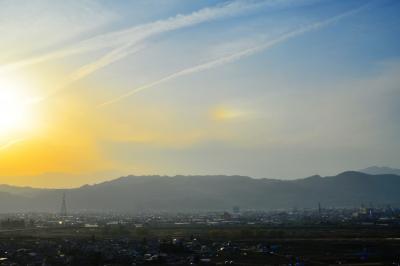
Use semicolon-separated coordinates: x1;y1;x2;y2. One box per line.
0;0;399;188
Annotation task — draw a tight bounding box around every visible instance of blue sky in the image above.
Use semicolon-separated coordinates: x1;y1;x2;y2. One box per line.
0;0;399;187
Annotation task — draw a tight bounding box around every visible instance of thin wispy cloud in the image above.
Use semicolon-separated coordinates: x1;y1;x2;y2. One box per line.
0;0;116;64
1;0;309;105
68;0;311;84
0;0;295;73
0;138;25;151
40;44;146;101
68;44;147;83
99;4;367;107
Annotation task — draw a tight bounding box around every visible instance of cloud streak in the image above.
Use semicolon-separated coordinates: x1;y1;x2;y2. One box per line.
69;0;310;83
0;139;25;151
99;4;367;107
1;0;306;103
0;0;290;73
0;0;117;65
68;44;146;83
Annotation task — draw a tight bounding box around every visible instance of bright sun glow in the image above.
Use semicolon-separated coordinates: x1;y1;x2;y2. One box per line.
0;77;35;137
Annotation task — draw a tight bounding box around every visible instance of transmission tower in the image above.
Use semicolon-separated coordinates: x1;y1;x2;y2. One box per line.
60;192;67;217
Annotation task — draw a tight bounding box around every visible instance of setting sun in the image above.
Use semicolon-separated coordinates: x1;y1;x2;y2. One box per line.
0;78;35;138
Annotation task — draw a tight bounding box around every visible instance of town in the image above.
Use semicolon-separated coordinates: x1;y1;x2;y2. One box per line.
0;206;400;265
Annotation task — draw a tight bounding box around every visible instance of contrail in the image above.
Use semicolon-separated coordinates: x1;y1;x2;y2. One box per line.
68;43;147;83
99;4;367;108
0;0;290;73
40;43;147;100
0;138;25;151
1;0;302;104
68;0;308;84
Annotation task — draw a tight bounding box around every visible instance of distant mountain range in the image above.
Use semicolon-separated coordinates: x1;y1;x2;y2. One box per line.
359;166;400;176
0;171;399;213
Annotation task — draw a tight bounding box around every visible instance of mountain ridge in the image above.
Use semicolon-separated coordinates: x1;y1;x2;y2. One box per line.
0;171;398;213
360;166;400;176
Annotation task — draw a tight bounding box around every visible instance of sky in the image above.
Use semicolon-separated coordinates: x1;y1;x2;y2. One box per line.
0;0;399;188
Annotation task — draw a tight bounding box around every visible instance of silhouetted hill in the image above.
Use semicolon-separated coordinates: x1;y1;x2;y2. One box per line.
360;166;400;176
0;171;399;212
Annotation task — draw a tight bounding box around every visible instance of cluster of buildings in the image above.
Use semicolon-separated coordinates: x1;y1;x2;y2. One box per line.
0;206;398;265
1;205;399;229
